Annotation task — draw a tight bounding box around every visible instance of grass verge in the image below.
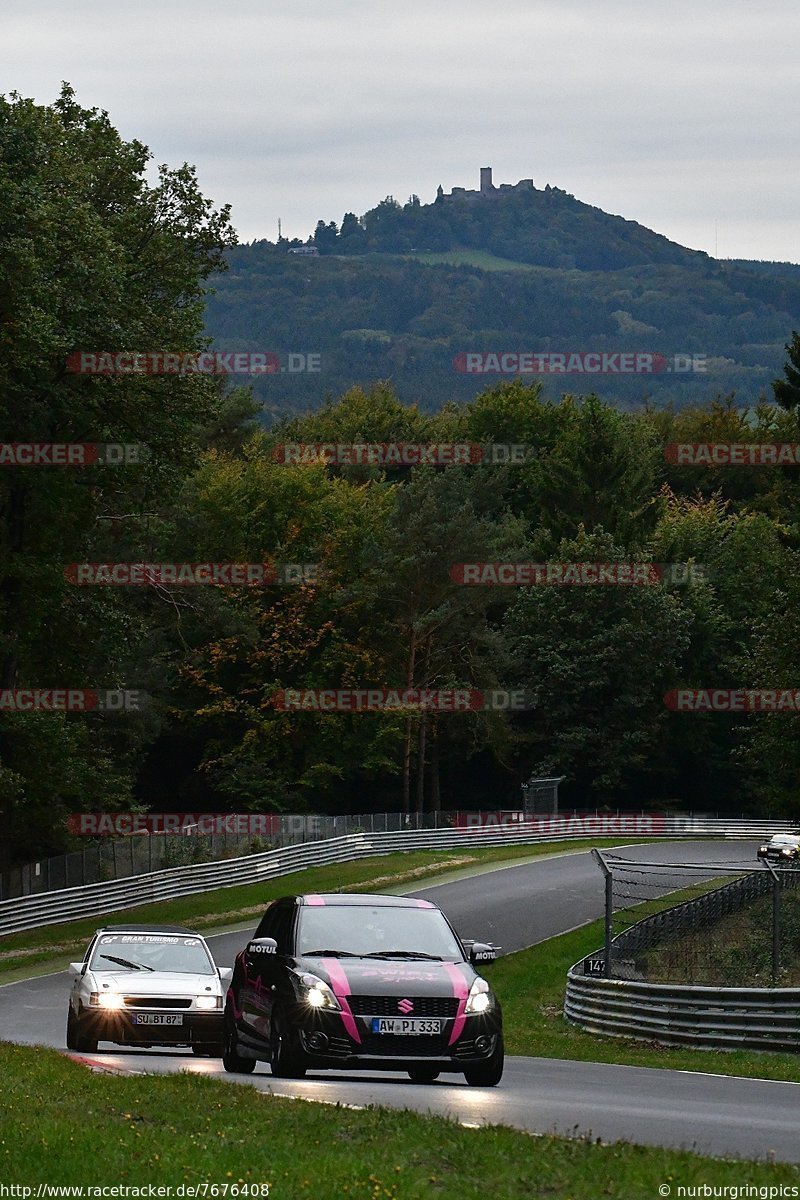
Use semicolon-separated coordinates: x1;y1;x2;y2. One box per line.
1;1043;797;1192
484;919;800;1082
0;839;651;981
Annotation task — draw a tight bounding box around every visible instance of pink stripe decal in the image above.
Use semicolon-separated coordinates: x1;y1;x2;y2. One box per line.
443;962;469;1046
414;899;434;908
323;958;361;1044
305;894;326;906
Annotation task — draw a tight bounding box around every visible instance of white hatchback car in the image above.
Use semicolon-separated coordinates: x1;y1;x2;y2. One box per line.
67;925;232;1055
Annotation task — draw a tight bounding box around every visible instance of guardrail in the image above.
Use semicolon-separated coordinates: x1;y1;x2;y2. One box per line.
0;815;788;939
564;970;800;1051
8;809;793;900
565;851;800;1050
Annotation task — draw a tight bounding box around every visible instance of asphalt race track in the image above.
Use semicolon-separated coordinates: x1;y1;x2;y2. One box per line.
4;839;800;1163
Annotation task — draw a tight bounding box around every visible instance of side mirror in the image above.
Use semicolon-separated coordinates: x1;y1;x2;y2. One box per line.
246;937;278;958
218;966;233;985
469;942;498;965
68;962;84;978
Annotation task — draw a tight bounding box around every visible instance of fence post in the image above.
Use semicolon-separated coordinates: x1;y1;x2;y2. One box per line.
592;849;613;979
763;860;780;984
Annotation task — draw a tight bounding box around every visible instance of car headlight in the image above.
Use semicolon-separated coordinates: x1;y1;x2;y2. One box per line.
464;978;493;1015
195;995;220;1010
782;849;794;857
293;971;341;1011
93;991;123;1010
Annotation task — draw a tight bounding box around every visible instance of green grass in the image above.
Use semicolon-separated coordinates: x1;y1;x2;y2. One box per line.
409;249;537;272
1;1043;797;1192
484;919;800;1082
0;839;653;981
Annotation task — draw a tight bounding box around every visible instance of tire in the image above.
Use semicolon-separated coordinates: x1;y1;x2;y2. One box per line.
269;1006;307;1079
407;1067;440;1083
221;1009;256;1075
66;1007;98;1054
463;1035;504;1087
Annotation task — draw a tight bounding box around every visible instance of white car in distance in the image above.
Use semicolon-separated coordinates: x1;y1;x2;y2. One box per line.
67;924;232;1055
757;834;800;863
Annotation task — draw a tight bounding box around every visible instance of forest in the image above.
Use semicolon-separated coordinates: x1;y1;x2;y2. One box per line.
3;88;800;872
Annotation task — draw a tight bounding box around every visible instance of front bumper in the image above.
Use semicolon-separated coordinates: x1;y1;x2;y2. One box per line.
82;1007;223;1046
291;1004;502;1073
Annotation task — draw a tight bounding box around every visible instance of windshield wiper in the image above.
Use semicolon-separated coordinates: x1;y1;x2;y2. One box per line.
98;954;155;972
302;949;360;958
362;951;443;961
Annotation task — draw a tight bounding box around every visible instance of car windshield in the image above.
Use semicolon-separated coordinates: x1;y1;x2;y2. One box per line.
89;933;216;975
771;836;799;846
296;905;463;961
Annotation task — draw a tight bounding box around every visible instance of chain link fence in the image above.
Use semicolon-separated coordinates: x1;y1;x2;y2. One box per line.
590;849;800;985
4;810;461;900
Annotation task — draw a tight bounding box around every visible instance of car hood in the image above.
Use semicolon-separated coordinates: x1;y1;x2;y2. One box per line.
292;955;479;996
87;971;221;995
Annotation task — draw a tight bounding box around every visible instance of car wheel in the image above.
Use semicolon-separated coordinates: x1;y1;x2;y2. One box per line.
66;1007;98;1054
269;1006;307;1079
463;1035;504;1087
221;1009;256;1074
407;1067;440;1083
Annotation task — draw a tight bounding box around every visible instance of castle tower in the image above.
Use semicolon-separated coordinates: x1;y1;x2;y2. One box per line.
480;166;493;193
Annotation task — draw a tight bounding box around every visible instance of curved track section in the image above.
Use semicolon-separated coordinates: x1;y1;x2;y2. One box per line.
4;839;798;1163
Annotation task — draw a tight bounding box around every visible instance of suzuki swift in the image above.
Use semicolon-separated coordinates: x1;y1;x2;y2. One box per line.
223;893;503;1085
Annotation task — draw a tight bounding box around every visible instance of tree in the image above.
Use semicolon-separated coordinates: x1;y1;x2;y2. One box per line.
504;528;692;799
313;220;338;254
355;467;525;813
773;331;800;410
0;85;235;871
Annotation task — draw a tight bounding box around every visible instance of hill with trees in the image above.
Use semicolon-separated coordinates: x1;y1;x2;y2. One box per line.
4;93;800;879
204;186;800;417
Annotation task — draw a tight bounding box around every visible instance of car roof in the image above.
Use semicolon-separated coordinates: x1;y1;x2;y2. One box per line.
282;893;437;909
96;924;202;935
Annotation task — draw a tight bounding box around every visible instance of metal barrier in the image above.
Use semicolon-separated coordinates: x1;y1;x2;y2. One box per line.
0;814;784;939
564;971;800;1051
566;854;800;1050
7;810;793;900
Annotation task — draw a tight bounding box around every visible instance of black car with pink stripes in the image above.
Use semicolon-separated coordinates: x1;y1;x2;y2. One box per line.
222;893;503;1085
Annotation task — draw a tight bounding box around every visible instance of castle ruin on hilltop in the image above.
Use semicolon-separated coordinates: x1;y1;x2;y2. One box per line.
436;167;535;203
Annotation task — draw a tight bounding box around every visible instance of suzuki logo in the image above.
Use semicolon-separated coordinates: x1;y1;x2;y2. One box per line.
398;998;414;1014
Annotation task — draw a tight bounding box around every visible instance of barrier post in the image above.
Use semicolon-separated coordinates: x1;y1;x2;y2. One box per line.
592;848;613;978
764;860;780;983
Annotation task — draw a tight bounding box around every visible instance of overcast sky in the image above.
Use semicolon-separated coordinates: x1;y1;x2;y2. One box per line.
3;0;799;262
